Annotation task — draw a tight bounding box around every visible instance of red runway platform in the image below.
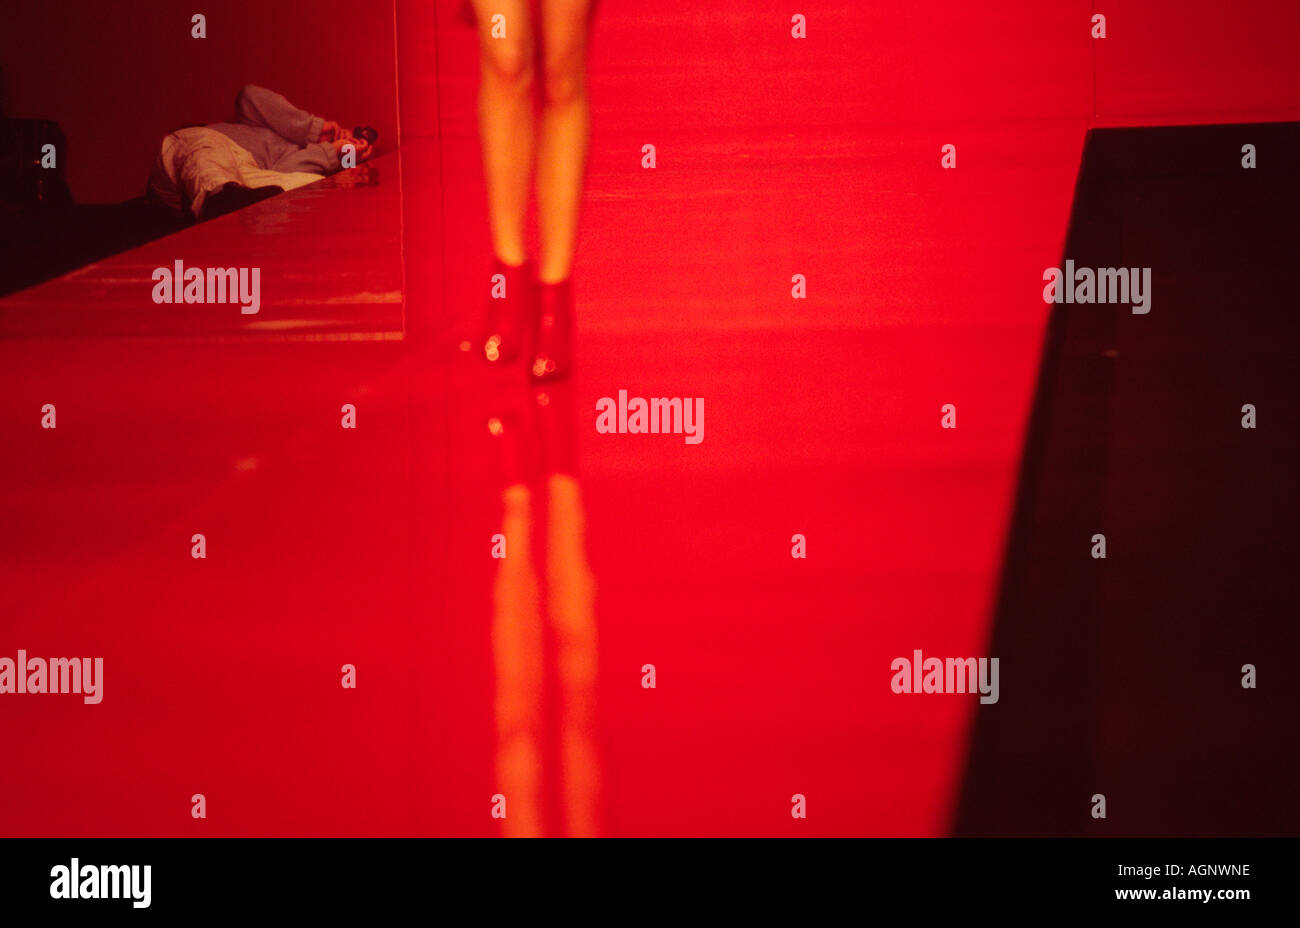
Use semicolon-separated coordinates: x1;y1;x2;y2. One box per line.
1;0;1296;837
0;158;404;340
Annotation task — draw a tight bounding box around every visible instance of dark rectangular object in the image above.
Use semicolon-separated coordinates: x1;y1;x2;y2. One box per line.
0;118;69;204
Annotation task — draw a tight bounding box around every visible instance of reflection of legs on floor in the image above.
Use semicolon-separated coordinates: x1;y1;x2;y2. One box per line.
546;473;600;837
490;381;599;837
491;483;544;837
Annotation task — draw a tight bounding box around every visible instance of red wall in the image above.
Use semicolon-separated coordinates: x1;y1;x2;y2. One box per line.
5;1;1294;204
402;0;1300;141
1095;0;1300;125
1;0;399;203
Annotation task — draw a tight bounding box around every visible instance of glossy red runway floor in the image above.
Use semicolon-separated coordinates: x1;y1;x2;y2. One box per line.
2;1;1297;836
0;159;404;339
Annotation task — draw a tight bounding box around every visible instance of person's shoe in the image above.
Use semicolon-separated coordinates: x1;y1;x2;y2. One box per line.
482;257;534;364
202;182;283;220
530;278;574;381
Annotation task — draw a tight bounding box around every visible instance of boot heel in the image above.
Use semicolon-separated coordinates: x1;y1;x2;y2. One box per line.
530;278;574;381
481;258;533;364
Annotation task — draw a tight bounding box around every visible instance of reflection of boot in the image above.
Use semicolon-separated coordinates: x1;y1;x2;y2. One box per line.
532;381;577;479
488;383;541;489
482;258;534;365
530;278;574;381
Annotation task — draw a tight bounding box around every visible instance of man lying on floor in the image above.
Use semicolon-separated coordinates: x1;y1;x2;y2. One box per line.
148;84;374;221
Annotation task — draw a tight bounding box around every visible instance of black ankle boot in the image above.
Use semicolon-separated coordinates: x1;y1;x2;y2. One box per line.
202;182;283;220
481;258;534;364
530;278;574;381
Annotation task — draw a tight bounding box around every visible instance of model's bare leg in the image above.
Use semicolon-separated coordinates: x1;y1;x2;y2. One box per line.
472;0;535;266
536;0;593;284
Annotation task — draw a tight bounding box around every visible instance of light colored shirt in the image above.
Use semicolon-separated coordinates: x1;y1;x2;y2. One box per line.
208;85;340;175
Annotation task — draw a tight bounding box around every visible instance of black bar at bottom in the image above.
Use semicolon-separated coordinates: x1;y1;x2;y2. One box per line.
0;837;1285;915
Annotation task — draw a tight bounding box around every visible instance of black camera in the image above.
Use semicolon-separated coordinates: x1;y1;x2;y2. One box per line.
353;126;379;145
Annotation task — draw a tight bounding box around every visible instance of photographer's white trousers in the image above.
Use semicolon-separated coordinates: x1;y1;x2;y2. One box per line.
149;127;323;219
